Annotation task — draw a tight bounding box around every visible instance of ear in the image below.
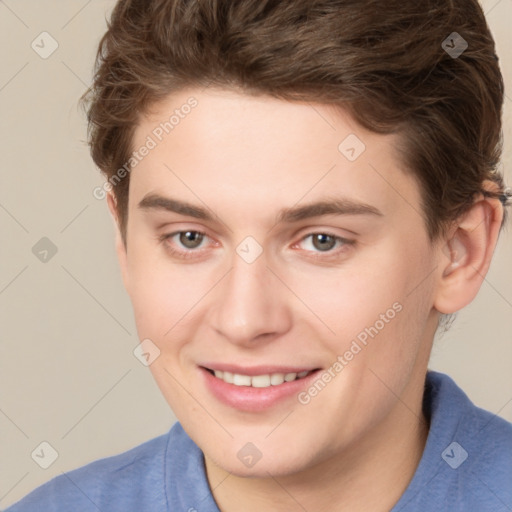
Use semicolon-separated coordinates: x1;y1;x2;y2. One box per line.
434;181;504;314
106;192;130;293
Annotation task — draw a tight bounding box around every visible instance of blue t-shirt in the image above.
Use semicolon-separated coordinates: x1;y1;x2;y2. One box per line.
4;371;512;511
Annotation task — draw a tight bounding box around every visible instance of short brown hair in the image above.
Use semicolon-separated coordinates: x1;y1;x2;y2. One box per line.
81;0;508;244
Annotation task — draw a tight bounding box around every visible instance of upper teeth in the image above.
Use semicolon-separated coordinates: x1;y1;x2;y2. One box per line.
213;370;310;388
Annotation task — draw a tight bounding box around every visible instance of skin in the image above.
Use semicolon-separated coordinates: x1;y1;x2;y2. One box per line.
107;86;503;512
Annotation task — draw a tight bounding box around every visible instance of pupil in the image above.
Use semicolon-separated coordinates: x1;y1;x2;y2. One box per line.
180;231;203;248
313;234;335;251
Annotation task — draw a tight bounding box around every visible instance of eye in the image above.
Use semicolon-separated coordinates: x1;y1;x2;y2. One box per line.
302;233;339;252
296;232;354;257
159;230;211;258
173;230;206;249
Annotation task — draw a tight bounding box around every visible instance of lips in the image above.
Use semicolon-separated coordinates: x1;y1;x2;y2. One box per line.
199;364;322;411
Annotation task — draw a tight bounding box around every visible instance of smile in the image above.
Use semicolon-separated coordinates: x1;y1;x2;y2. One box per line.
199;364;322;411
206;369;313;388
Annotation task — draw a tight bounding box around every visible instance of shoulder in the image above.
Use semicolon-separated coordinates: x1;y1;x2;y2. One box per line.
4;427;173;512
449;377;512;508
396;371;512;511
428;370;512;460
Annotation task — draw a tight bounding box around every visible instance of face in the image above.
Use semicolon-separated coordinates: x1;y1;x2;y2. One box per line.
116;87;442;478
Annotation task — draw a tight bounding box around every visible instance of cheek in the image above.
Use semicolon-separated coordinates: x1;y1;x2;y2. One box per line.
346;247;436;385
125;252;210;411
129;271;191;339
125;244;220;344
283;250;407;341
290;241;433;377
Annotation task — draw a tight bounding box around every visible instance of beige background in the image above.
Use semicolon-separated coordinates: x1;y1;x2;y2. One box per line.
0;0;511;508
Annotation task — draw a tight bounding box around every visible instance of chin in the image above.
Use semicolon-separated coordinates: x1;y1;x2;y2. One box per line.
206;442;317;479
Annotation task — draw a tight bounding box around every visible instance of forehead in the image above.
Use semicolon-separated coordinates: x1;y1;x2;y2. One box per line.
128;87;421;225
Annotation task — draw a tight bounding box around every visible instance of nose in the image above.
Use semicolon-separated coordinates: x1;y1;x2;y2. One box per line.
208;250;292;347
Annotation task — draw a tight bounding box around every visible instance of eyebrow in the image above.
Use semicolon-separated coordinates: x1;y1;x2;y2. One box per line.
138;193;383;224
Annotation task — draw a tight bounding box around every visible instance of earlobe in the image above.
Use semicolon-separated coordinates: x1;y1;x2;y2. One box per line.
434;191;503;314
106;192;130;293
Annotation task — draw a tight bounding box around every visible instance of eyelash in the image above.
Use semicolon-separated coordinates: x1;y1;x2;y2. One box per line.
158;231;211;260
158;230;355;261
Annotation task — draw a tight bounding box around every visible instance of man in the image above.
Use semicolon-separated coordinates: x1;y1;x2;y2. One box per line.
7;0;512;510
